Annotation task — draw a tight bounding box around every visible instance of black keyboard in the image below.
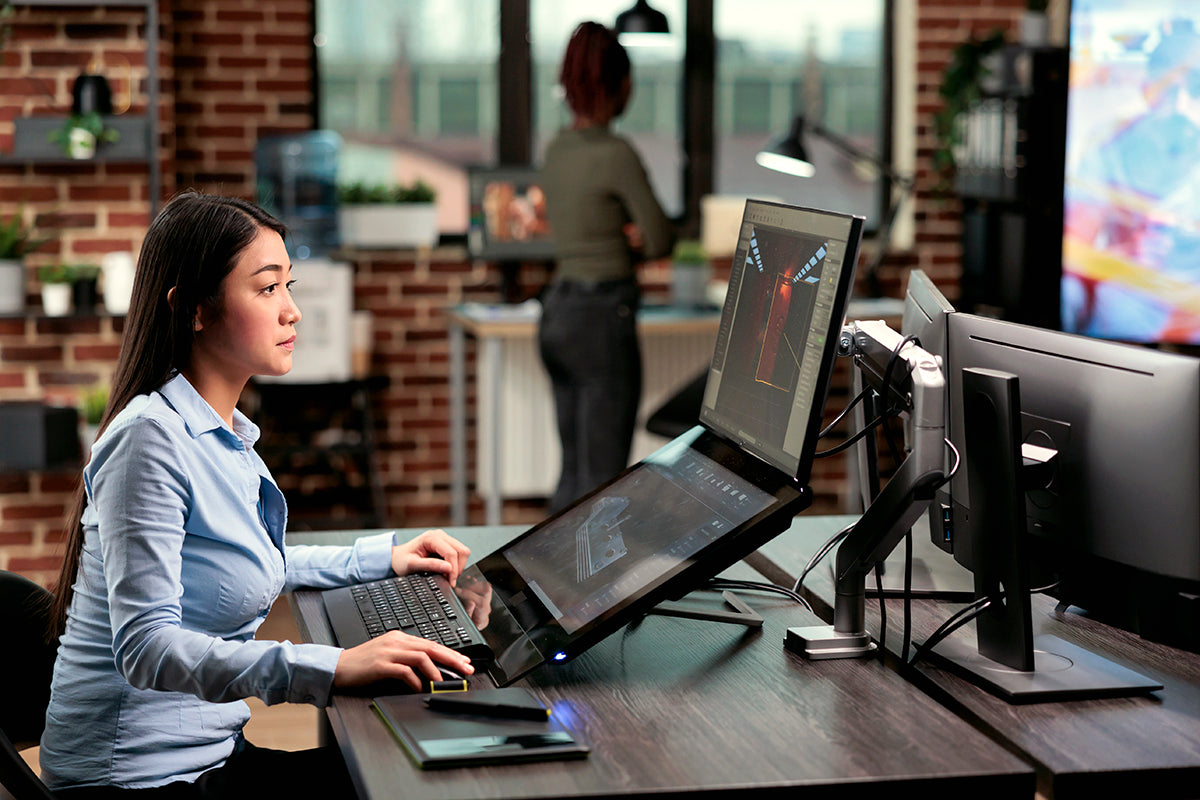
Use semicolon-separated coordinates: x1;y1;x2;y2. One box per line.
322;572;493;663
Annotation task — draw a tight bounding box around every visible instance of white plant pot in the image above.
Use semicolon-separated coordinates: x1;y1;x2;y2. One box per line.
41;283;72;317
339;203;439;249
0;259;25;315
101;251;136;315
671;262;714;308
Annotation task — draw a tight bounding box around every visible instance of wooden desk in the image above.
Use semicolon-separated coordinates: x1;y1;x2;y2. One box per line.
754;515;1200;799
290;526;1032;800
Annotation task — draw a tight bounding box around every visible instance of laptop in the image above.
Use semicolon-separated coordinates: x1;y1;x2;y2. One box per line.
322;200;865;686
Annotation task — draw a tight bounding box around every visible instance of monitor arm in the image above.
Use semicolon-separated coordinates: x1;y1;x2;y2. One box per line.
786;320;946;659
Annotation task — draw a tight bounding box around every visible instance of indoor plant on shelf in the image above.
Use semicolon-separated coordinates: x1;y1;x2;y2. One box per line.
338;180;439;249
38;263;76;317
0;207;49;315
48;110;119;159
670;239;713;308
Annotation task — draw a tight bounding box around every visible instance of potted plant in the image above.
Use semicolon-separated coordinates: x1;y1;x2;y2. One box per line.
71;263;101;314
338;180;439;249
932;29;1007;193
670;239;712;308
48;111;119;159
0;207;49;315
79;383;109;454
39;263;75;316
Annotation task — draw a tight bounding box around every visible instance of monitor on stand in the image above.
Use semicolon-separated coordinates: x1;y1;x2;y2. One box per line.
926;312;1177;701
466;166;555;301
862;269;973;599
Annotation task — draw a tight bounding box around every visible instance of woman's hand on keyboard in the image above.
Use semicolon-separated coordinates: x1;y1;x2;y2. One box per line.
333;631;474;691
392;529;472;586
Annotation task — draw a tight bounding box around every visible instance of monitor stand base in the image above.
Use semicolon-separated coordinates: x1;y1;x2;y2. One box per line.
785;624;877;659
649;590;764;628
924;633;1163;703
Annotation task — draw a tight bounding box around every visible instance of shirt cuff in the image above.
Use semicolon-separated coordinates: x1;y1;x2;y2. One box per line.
290;643;343;707
354;530;398;581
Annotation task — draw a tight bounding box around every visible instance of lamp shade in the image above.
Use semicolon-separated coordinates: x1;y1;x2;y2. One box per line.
755;116;816;178
615;0;670;36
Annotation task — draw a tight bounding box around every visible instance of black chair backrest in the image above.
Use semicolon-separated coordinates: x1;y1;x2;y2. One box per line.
0;570;58;799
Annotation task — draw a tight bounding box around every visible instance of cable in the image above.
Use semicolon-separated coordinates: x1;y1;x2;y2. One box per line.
878;334;921;465
875;561;887;659
814;413;889;458
793;521;855;594
930;437;961;492
907;595;993;668
907;580;1060;668
706;578;814;615
819;385;873;439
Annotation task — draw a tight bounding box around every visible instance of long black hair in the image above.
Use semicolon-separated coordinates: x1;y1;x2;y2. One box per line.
49;191;287;638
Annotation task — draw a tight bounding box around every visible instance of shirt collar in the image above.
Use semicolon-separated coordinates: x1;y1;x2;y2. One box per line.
158;372;261;447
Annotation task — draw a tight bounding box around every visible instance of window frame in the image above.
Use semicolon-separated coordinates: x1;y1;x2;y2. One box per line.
311;0;902;241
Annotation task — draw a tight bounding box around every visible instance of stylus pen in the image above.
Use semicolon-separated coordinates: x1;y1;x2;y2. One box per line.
423;695;550;721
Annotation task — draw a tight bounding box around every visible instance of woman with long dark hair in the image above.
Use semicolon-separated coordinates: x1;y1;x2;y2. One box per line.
41;192;475;798
538;21;676;513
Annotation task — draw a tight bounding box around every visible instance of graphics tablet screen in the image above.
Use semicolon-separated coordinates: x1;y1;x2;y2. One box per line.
502;433;775;634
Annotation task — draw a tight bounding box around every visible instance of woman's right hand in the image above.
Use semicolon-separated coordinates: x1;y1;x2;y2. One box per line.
333;632;475;692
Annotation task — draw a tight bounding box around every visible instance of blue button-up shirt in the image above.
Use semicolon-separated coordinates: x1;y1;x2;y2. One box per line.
40;374;396;790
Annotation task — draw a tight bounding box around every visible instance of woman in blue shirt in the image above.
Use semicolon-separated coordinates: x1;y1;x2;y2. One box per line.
41;192;476;798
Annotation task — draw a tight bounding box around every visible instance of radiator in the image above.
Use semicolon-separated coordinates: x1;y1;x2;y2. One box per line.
477;330;717;497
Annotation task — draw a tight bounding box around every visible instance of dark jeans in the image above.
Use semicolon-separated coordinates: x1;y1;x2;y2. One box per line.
52;737;354;800
538;278;642;513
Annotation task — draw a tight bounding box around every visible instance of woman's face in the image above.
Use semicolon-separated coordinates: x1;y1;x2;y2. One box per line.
191;227;301;385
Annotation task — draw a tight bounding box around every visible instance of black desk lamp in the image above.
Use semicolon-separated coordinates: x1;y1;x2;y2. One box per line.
615;0;670;45
757;115;914;297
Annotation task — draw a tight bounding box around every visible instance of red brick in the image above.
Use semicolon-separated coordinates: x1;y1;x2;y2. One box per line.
2;503;66;522
67;185;132;203
1;344;62;362
72;343;121;362
0;531;34;547
7;555;64;573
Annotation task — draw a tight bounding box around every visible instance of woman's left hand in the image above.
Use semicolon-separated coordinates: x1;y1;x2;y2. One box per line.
391;529;471;586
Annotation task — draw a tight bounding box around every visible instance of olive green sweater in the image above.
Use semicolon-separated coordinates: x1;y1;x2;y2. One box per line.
540;126;675;282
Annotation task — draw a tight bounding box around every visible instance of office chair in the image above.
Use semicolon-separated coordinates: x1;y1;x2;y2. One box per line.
0;570;58;799
645;370;707;439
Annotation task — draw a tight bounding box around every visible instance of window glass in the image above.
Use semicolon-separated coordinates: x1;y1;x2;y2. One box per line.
531;0;686;217
715;1;887;228
315;0;501;233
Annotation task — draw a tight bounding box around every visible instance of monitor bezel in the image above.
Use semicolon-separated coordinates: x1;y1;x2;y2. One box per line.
463;426;811;686
466;165;556;261
698;200;864;483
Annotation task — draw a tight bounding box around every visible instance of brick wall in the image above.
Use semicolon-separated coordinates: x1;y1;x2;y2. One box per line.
0;0;1028;587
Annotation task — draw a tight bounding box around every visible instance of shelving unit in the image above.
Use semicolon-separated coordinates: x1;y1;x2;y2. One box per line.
244;378;389;532
2;0;161;211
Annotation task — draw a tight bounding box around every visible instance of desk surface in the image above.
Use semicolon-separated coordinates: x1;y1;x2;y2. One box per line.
290;526;1031;800
755;515;1200;799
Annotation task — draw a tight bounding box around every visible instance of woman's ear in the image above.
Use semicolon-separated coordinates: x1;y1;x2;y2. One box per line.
166;286;204;332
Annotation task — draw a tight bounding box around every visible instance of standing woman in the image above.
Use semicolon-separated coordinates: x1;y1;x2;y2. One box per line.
539;21;676;513
41;192;475;798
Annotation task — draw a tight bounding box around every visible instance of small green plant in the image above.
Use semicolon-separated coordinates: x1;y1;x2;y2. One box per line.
932;29;1007;190
0;207;49;260
72;263;100;282
672;239;708;266
338;180;437;205
81;384;109;426
48;111;119;157
38;263;76;284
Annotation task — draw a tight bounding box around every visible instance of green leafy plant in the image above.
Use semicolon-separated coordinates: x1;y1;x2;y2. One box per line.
72;263;100;282
81;383;109;426
932;29;1007;190
48;111;120;156
0;208;49;260
671;239;708;266
338;180;437;204
38;263;76;284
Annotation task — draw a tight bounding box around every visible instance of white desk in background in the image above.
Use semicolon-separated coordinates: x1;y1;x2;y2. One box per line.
446;296;905;526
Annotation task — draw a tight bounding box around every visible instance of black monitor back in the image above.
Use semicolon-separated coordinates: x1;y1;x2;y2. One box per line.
946;312;1200;648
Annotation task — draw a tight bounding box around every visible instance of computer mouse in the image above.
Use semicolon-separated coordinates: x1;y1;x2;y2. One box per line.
421;667;469;694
